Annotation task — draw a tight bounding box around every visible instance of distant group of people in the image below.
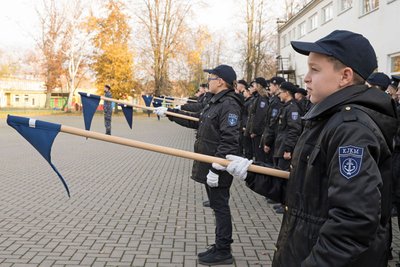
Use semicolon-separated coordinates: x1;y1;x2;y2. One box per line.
153;30;400;266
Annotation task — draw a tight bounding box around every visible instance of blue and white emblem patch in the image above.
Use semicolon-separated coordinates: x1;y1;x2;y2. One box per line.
228;113;238;127
291;112;299;120
338;145;364;180
272;108;278;117
260;101;266;108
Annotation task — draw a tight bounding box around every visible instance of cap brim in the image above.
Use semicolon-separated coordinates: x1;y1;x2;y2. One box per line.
291;41;332;56
203;69;215;74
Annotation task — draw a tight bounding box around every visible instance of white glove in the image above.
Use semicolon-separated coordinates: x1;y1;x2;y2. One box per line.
212;162;226;171
175;105;181;110
153;106;168;117
206;170;219;187
226;155;253;181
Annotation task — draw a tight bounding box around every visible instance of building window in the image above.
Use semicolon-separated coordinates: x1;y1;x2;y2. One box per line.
32;98;35;105
15;95;20;103
322;3;333;23
24;95;29;103
298;21;306;37
309;13;318;31
362;0;379;14
339;0;352;11
390;54;400;74
290;28;296;41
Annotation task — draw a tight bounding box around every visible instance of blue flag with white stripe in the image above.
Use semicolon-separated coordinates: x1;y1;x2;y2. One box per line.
6;115;70;197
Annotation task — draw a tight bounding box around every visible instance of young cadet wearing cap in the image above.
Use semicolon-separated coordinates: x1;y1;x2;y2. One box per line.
215;30;397;266
387;75;400;102
103;84;112;135
246;77;270;162
294;87;311;115
159;64;242;265
260;76;286;166
242;81;257;159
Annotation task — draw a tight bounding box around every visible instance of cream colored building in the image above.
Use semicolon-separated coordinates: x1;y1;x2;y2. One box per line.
277;0;400;86
0;79;46;108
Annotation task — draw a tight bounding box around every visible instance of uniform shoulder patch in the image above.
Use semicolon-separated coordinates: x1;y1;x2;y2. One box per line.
291;111;299;120
338;145;364;180
272;108;278;117
228;113;238;127
260;101;266;108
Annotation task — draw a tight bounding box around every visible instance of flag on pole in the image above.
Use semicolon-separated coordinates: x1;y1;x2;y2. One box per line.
7;115;70;197
119;104;133;129
142;95;153;107
78;92;100;131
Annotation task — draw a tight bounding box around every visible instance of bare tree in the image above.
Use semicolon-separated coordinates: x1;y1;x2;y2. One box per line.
242;0;271;81
62;0;94;112
35;0;69;108
134;0;192;96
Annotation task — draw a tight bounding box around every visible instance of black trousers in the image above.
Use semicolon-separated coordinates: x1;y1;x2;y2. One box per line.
206;185;233;250
243;134;253;160
252;135;266;162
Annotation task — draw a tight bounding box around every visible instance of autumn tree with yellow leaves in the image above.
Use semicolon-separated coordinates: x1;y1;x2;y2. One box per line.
89;0;136;100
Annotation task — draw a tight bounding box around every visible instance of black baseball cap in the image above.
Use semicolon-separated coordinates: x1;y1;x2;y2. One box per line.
291;30;377;80
204;64;237;86
270;76;286;85
296;88;308;96
280;82;298;95
253;77;269;88
366;72;391;89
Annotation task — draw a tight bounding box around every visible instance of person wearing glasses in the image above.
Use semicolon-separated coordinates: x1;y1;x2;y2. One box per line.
155;64;242;265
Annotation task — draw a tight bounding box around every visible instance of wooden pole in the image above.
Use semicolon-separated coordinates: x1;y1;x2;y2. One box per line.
153;96;197;103
101;96;199;122
61;125;289;179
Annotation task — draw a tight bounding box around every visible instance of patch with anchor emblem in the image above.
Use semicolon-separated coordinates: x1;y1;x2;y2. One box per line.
338;145;364;179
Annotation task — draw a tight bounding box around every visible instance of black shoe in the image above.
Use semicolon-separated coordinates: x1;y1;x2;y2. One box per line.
267;198;278;204
273;204;282;210
198;244;216;258
198;248;233;266
203;200;210;207
275;206;285;214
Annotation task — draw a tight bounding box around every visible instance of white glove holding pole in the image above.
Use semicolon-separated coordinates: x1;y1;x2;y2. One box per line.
206;170;219;187
153;106;168;117
226;155;253;181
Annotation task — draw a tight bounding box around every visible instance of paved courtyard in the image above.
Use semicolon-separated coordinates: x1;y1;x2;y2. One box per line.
0;113;399;266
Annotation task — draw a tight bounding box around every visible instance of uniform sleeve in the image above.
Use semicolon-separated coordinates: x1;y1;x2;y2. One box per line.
215;101;241;158
245;170;286;203
302;121;383;267
282;106;303;153
167;108;199;129
251;97;269;135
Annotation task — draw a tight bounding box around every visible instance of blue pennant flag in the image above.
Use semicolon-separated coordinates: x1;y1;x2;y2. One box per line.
119;104;133;129
7;115;70;197
78;92;101;131
142;95;153;107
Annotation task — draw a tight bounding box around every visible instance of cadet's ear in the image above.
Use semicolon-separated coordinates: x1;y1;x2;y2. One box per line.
339;67;354;87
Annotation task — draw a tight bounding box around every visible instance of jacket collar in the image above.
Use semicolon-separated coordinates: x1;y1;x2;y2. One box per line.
210;88;234;103
303;85;367;120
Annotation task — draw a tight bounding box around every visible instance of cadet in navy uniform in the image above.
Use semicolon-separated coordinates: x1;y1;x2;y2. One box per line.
103;84;112;135
294;87;311;115
156;65;242;265
268;81;302;171
247;77;270;162
260;76;285;165
217;30;397;266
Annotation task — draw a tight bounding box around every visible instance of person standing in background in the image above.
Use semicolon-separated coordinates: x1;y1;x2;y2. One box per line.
103;84;112;135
